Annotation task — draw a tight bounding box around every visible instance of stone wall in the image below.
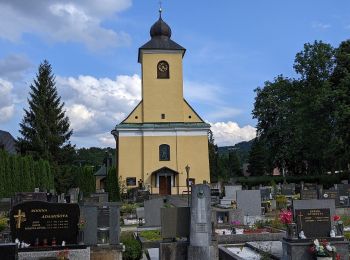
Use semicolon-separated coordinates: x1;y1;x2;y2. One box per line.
90;245;123;260
217;231;285;244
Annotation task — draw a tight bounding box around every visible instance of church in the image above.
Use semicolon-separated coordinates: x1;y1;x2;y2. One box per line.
112;10;211;195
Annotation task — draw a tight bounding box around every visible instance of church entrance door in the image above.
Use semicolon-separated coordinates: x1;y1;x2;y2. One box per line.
159;176;171;195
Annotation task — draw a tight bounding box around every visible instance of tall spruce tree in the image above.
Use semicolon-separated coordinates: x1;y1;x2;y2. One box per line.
18;60;74;164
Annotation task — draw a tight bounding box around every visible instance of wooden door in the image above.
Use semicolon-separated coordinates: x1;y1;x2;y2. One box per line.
159;176;171;195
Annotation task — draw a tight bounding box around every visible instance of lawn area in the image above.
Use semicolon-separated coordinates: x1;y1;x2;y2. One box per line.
139;230;161;241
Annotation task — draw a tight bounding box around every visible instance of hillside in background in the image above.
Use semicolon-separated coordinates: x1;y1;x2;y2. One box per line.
218;139;254;164
74;147;116;169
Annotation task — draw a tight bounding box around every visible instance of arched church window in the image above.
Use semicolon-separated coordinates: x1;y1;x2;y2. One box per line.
157;60;169;79
159;144;170;161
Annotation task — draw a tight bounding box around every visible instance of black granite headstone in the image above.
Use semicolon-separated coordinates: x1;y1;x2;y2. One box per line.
281;184;295;196
295;208;331;238
10;201;79;246
0;243;17;260
321;190;340;206
337;184;350;197
300;190;318;200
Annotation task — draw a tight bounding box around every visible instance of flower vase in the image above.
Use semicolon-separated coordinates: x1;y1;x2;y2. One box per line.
286;223;297;239
78;230;84;245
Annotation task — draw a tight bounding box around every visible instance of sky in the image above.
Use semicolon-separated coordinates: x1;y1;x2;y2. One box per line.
0;0;350;148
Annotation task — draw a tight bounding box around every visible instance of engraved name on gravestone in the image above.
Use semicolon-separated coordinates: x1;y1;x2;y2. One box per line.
300;190;318;200
295;208;331;238
10;201;79;245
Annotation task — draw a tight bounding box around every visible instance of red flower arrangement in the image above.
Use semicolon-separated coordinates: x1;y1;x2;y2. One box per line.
279;209;293;225
333;215;341;222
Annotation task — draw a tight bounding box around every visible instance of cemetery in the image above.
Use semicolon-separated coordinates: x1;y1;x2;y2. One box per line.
1;2;350;260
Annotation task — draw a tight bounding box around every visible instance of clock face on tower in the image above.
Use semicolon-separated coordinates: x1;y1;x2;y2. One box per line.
158;61;168;72
157;60;169;78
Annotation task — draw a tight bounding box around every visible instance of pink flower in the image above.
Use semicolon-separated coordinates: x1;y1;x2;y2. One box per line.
279;209;293;224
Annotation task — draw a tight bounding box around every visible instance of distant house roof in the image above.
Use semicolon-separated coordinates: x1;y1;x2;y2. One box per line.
0;130;17;154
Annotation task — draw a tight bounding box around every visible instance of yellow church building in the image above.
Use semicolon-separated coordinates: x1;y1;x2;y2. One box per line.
111;11;210;195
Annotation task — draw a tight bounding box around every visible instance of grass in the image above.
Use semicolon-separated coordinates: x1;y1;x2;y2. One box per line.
139;230;161;241
340;215;350;226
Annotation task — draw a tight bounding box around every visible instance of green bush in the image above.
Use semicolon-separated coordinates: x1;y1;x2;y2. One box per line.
344;232;350;241
340;215;350;226
121;232;142;260
121;203;138;215
0;215;8;232
276;195;287;210
139;230;161;241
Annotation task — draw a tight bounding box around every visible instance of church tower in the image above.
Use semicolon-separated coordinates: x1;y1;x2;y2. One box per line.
112;10;210;195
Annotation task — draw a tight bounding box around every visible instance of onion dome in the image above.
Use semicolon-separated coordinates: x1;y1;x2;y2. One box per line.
150;14;172;38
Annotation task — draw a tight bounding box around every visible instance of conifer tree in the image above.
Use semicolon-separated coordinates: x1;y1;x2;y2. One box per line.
18;60;74;164
106;167;120;201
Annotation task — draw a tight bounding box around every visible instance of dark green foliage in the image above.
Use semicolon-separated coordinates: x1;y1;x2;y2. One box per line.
236;172;348;189
106;167;120;202
248;138;267;176
17;60;74;164
121;232;142;260
0;150;54;198
74;147;115;168
208;130;219;181
75;166;95;195
252;40;350;176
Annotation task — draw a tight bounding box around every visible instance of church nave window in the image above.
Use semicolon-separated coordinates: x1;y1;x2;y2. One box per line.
159;144;170;161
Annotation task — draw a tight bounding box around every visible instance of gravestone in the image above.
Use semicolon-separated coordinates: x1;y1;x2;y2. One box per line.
68;188;80;203
300;190;318;200
260;188;271;201
89;192;109;203
0;243;17;260
188;184;217;260
236;190;261;216
295;208;331;238
337;184;350;197
281;184;295;196
321;190;340;206
220;185;242;206
10;201;79;245
293;199;336;238
161;207;190;239
80;202;121;245
136;207;144;220
13;192;47;205
224;185;241;201
144;198;164;227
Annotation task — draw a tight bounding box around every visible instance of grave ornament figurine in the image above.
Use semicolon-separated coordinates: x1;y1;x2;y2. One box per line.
299;230;306;239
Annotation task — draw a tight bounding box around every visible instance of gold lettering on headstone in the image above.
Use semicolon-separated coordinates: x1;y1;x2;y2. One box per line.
14;209;26;229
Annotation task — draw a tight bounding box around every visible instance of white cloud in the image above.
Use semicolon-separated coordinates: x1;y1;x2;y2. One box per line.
56;74;141;140
0;54;32;81
312;22;331;30
97;132;116;147
210;121;256;146
0;0;132;50
0;79;16;122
